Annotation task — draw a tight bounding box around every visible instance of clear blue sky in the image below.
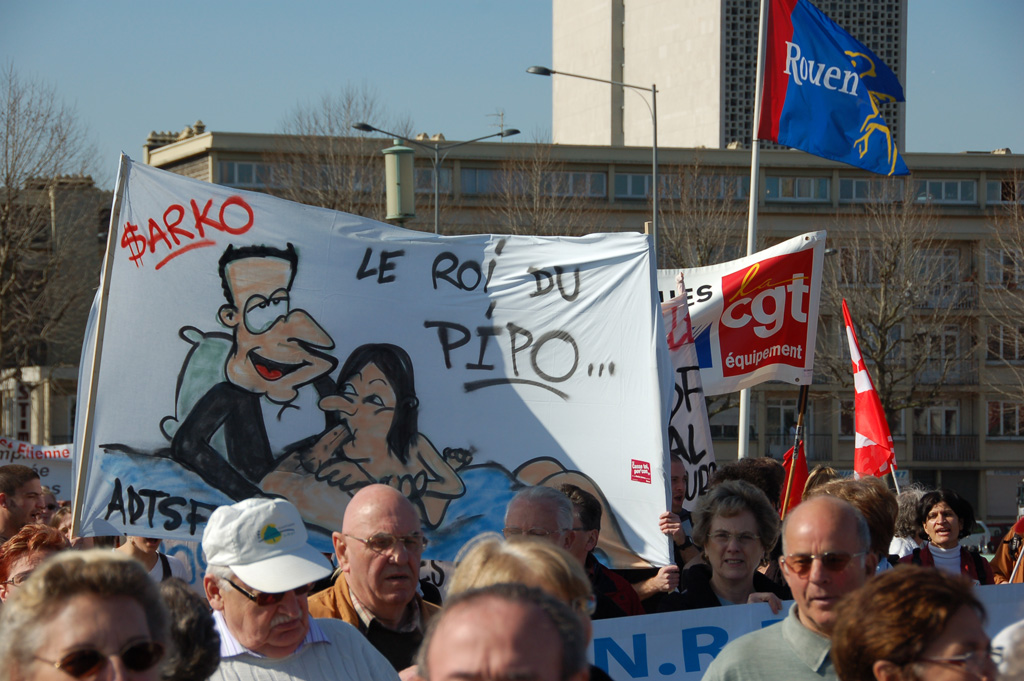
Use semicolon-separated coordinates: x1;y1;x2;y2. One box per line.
3;1;1022;189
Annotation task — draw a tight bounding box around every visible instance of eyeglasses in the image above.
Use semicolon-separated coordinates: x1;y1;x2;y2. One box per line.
45;503;58;511
227;579;313;607
503;527;566;539
573;594;597;616
917;647;1001;679
780;551;866;577
35;640;164;678
3;570;34;587
707;531;761;546
345;533;428;555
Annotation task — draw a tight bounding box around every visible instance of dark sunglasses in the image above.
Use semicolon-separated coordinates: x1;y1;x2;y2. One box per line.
227;579;312;606
781;551;866;577
35;640;164;678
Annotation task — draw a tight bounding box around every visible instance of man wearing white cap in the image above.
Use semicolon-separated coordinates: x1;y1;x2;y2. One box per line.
202;497;399;681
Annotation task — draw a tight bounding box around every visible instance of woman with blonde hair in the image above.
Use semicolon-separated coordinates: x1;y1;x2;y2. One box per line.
448;533;612;681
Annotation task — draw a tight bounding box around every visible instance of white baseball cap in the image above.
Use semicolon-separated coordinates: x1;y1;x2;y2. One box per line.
202;498;331;593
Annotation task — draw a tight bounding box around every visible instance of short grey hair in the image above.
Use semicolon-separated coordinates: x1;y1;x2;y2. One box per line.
505;486;574;532
205;563;235;585
416;583;587;681
692;479;781;553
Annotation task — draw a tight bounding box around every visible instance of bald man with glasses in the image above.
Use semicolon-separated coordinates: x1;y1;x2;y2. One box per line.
309;484;440;674
703;495;877;681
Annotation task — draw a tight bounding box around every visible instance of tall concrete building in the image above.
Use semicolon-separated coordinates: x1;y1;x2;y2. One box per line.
551;0;907;150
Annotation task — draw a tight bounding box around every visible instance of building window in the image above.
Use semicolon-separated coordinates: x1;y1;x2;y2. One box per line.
986;179;1024;204
765;176;829;202
460;168;501;195
839;177;904;203
985;247;1024;289
414;167;453;195
219;161;277;189
836;247;881;285
914;179;977;204
987;323;1024;362
988;401;1024;437
614;173;653;199
545;171;608;197
914;404;959;436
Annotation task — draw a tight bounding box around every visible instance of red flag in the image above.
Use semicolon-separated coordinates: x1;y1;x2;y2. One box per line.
780;441;809;515
842;300;897;477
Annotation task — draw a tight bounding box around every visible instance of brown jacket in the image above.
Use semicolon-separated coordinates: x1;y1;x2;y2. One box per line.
308;571;441;629
992;518;1024;584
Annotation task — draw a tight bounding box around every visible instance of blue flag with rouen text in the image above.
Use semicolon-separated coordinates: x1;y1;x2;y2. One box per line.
758;0;908;176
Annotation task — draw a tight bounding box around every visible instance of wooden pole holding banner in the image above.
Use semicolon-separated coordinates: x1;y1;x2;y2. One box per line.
1010;542;1024;583
780;384;809;520
737;0;771;459
70;154;129;535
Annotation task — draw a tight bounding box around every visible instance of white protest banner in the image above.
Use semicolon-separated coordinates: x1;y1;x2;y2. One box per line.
589;583;1024;680
661;276;715;512
73;156;673;568
656;232;826;395
0;436;73;499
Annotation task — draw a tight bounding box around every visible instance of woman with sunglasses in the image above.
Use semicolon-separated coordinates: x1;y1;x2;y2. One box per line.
0;549;168;681
656;480;789;613
899;489;994;586
832;565;997;681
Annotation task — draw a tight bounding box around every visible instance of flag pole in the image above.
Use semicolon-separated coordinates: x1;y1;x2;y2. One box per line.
781;384;810;520
890;467;902;494
738;0;771;459
71;154;128;536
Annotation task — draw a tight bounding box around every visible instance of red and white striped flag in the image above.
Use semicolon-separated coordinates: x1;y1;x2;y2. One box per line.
842;300;896;477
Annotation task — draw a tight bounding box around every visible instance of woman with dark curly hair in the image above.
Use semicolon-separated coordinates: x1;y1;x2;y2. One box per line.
831;565;997;681
899;488;994;585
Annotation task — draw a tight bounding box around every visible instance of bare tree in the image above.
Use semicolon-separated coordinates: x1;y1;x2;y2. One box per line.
658;155;751;421
489;141;602;237
266;84;412;220
0;63;102;376
978;168;1024;403
658;154;748;270
816;178;976;422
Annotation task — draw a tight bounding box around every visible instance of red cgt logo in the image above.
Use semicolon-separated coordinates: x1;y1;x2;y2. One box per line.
631;459;652;484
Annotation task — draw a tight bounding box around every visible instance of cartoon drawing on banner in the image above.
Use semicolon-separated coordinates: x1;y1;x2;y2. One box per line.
264;343;472;530
159;243;337;500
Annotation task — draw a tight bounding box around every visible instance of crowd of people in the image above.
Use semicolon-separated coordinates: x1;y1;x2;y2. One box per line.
3;456;1024;681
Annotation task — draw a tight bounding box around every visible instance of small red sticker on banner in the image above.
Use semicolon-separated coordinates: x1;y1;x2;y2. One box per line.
631;459;652;484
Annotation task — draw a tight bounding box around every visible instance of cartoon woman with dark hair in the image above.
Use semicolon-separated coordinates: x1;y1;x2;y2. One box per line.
263;343;468;530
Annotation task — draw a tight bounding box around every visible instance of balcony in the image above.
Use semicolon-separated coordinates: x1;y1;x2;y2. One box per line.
913;435;979;462
914;282;977;310
918;359;979;385
764;433;832;461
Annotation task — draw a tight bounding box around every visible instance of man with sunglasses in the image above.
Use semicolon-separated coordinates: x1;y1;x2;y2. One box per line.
309;484;440;673
202;497;398;681
703;495;877;680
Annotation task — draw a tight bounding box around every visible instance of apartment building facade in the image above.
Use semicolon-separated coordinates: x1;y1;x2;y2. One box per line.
145;126;1022;523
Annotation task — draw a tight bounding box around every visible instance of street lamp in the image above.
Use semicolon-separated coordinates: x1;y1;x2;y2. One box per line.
352;122;520;234
527;65;659;263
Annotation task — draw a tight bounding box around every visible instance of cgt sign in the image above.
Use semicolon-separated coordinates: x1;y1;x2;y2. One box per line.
657;232;826;395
